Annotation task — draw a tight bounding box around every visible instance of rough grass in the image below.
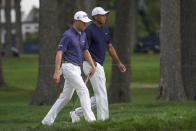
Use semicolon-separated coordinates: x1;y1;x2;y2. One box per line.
1;87;196;131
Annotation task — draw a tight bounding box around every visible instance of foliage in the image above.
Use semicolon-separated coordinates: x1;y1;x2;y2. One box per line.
28;6;39;22
102;0;160;37
139;0;160;36
24;32;39;44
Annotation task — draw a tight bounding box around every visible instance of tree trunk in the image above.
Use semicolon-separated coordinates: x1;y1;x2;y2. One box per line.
181;0;196;100
31;0;60;105
95;0;109;9
0;45;5;87
0;2;5;87
131;0;137;51
5;0;12;57
83;0;95;15
15;0;23;54
108;0;135;103
0;47;5;87
57;0;84;35
157;0;187;100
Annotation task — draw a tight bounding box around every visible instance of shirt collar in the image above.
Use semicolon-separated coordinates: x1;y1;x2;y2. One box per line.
92;22;103;29
71;26;83;35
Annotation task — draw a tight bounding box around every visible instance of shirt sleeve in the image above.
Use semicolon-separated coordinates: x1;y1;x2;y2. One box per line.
83;35;89;50
106;27;112;44
57;35;70;52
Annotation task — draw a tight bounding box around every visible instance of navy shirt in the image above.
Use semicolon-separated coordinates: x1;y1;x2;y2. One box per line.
58;26;88;66
85;23;112;65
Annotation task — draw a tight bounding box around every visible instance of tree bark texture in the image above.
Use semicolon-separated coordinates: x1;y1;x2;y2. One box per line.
181;0;196;100
158;0;187;100
5;0;12;57
31;0;60;105
108;0;135;103
15;0;23;54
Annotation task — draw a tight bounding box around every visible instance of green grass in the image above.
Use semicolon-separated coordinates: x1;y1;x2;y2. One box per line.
104;53;160;86
1;54;196;131
2;53;160;90
2;55;38;90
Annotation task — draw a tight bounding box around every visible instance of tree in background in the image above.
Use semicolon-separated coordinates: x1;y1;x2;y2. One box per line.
158;0;186;100
108;0;137;103
131;0;138;50
5;0;12;57
95;0;110;9
57;0;83;35
138;0;151;35
0;0;5;87
30;7;39;22
0;43;5;87
83;0;95;16
181;0;196;100
158;0;196;100
31;0;59;105
14;0;22;54
0;50;5;87
137;0;160;37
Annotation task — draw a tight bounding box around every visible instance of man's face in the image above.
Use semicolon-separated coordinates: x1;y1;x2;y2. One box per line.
76;20;87;31
94;14;106;24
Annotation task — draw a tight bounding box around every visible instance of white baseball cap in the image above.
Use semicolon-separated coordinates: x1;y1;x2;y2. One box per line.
74;11;92;23
92;7;110;16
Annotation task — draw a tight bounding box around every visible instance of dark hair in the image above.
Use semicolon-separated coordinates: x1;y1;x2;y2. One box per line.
92;16;95;21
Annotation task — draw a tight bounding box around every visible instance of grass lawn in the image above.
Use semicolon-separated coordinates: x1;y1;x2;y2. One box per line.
1;54;196;131
104;53;160;87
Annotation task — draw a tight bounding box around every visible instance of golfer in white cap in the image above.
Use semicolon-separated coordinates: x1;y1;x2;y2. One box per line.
70;7;126;122
41;11;96;126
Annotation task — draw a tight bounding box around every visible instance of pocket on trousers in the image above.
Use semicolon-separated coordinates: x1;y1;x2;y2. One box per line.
83;62;92;75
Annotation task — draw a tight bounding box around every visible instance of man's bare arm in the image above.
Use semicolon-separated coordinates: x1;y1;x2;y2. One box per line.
107;43;126;72
53;50;63;83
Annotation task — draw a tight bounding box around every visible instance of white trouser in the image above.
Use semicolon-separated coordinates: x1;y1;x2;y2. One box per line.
75;61;109;120
42;63;96;124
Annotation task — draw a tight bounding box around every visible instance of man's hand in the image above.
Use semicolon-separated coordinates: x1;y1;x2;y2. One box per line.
118;63;126;72
83;49;96;77
53;72;60;83
88;67;96;77
107;44;126;72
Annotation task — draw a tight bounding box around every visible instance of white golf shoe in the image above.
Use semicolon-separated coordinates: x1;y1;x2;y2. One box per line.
70;111;80;123
41;120;53;126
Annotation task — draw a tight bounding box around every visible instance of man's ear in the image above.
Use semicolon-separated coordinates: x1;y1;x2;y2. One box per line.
93;16;96;21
